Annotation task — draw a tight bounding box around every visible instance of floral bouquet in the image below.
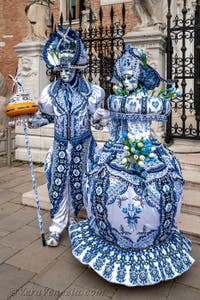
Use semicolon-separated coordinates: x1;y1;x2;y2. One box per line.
121;132;157;169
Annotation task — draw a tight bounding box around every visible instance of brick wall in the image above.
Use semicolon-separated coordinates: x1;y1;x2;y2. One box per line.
0;1;60;90
51;0;61;27
91;0;137;33
0;0;28;89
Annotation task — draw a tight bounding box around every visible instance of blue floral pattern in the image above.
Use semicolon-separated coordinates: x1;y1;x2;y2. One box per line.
122;204;142;231
69;221;194;286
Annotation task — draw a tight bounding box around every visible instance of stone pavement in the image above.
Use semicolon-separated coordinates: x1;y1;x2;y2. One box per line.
0;162;200;300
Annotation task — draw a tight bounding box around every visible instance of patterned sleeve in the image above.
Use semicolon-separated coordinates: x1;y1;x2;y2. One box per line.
38;84;54;116
87;84;105;117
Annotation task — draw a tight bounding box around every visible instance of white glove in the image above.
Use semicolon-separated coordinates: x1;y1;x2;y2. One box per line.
28;113;49;129
92;108;110;125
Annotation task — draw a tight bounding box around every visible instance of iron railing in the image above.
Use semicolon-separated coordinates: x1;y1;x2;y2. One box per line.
166;0;200;142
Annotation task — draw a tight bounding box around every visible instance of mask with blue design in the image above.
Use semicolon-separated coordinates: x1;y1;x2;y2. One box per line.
112;44;165;91
59;50;77;83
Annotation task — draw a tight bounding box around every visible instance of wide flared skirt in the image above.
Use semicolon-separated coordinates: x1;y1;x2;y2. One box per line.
69;220;194;287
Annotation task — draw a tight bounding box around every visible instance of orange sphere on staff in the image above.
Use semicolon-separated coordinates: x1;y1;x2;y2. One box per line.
5;101;39;117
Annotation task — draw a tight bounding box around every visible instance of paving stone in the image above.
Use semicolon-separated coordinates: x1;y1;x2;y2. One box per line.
112;280;173;300
0;190;20;204
28;211;51;233
0;202;21;220
0;228;10;237
0;175;32;189
32;252;86;292
175;265;200;291
57;285;110;300
0;244;18;264
57;246;84;266
73;267;118;298
10;195;23;204
1;225;39;251
0;166;25;178
6;239;66;273
11;181;38;194
9;282;60;300
191;243;200;266
0;168;44;187
167;282;200;300
0;206;37;232
0;263;34;300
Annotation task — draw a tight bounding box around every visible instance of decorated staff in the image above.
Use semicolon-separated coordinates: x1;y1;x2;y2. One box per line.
5;74;46;246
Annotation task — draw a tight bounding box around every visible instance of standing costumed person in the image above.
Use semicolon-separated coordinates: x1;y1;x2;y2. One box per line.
69;45;194;286
30;25;107;246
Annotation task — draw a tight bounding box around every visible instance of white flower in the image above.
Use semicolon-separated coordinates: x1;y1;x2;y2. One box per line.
139;133;145;138
121;158;128;164
149;153;156;158
128;134;135;142
135;134;141;140
137;142;144;148
139;155;145;161
128;133;133;139
138;161;145;168
152;147;156;151
131;147;135;153
113;85;120;90
124;146;129;151
134;155;138;160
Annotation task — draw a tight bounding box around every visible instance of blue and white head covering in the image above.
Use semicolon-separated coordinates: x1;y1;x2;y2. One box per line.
42;25;88;70
112;44;165;90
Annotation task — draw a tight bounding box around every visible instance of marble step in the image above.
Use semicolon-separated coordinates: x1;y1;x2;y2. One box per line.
178;212;200;245
170;139;200;153
22;183;51;211
176;153;200;172
182;169;200;190
182;189;200;216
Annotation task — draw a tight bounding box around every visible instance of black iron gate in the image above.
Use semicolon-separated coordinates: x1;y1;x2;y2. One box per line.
78;4;126;97
166;0;200;142
48;4;126;97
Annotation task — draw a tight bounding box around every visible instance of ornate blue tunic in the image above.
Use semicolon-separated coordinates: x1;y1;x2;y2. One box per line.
39;76;105;233
69;90;194;286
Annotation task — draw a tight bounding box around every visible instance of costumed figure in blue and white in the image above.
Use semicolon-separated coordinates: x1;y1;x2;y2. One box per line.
69;45;194;286
31;26;107;247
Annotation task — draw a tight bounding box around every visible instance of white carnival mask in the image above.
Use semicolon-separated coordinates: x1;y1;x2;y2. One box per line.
122;73;138;91
60;67;76;83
